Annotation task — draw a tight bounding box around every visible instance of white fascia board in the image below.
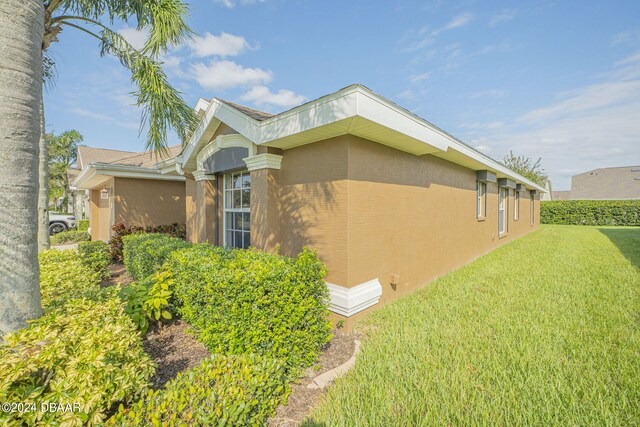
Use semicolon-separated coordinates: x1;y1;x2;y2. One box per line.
326;278;382;317
73;163;185;190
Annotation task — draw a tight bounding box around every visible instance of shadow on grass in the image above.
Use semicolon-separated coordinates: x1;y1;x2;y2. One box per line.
598;227;640;269
300;419;327;427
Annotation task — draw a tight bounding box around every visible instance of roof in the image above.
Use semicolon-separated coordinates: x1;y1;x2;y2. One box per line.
570;165;640;200
180;84;547;192
217;99;274;121
77;145;181;169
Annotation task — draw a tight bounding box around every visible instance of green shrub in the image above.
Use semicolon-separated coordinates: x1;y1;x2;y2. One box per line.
39;249;102;310
165;245;332;372
78;219;90;231
541;200;640;226
109;222;186;261
50;229;90;244
123;233;190;281
120;271;173;333
107;354;289;426
78;240;111;280
0;298;155;426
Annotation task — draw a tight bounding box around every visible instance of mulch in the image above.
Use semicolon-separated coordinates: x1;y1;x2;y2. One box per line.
101;262;134;287
268;329;357;427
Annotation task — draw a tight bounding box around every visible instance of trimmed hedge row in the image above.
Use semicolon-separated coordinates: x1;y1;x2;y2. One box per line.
109;222;186;261
122;233;190;281
78;219;90;231
166;244;333;372
50;229;90;244
78;240;111;280
541;200;640;226
107;354;289;426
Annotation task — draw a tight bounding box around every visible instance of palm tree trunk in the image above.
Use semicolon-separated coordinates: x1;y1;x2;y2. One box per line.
0;1;45;335
38;99;50;252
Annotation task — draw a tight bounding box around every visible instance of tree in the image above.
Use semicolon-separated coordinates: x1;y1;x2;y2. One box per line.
0;2;45;336
2;0;197;334
47;130;83;212
500;151;547;186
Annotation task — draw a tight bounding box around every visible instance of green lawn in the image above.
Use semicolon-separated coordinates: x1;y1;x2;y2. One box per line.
305;225;640;426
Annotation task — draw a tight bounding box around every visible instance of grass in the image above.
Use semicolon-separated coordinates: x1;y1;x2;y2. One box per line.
305;225;640;426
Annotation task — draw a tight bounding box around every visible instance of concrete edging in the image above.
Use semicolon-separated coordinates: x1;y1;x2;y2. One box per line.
307;339;361;390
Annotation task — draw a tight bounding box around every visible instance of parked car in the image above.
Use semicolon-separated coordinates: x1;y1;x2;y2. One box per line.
49;212;76;235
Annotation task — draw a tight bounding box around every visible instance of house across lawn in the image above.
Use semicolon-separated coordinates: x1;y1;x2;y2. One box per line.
73;84;545;323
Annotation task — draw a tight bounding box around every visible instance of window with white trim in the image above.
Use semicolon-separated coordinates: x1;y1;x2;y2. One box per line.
514;190;520;220
224;171;250;249
498;187;508;235
476;181;487;219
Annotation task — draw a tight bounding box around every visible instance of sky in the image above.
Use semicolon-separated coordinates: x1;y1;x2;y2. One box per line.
44;0;640;190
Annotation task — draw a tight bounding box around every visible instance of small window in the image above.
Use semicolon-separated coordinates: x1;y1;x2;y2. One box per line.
530;192;535;225
514;191;520;221
498;187;508;235
476;181;487;219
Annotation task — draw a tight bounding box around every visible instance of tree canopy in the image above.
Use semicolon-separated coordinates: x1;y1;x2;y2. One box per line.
47;129;83;211
500;151;547;186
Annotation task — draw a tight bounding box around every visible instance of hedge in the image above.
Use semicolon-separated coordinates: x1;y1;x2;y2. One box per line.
78;240;111;280
78;219;90;231
107;354;289;426
541;200;640;226
50;229;90;245
109;222;186;261
122;233;190;281
0;298;155;426
165;245;332;372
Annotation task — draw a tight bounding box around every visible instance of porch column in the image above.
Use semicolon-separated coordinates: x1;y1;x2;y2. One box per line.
188;171;217;243
246;151;283;253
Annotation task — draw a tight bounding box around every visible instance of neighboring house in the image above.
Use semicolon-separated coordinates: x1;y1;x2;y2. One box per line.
562;165;640;200
67;167;89;220
72;145;186;241
540;177;553;201
552;190;571;200
72;84;545;323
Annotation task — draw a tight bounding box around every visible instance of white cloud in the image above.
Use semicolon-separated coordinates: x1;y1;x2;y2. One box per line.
118;26;149;51
214;0;265;8
463;52;640;189
409;72;430;83
470;89;506;99
69;108;138;130
240;86;306;107
612;29;640;46
190;60;272;90
397;89;416;101
403;12;474;52
187;32;251;57
490;9;516;26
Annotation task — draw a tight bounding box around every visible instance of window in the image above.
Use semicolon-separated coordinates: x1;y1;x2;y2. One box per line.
224;171;250;249
530;192;535;225
498;187;508;235
476;181;487;219
514;191;520;220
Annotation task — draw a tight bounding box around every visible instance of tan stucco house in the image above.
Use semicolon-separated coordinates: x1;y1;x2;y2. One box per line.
74;84;545;323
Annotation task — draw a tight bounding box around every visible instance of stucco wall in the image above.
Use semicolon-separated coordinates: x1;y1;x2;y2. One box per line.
89;178;114;241
113;177;186;229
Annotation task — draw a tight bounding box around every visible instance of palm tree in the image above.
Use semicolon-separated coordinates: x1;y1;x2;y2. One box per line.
47;130;83;213
1;0;196;334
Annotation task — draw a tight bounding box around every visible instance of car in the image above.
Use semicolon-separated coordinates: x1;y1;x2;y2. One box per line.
49;212;76;235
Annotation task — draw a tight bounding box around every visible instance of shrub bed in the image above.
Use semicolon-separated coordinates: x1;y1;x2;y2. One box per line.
39;249;102;310
50;229;90;245
165;245;332;372
107;354;289;426
0;298;155;426
109;222;185;261
541;200;640;226
78;240;111;280
122;233;190;281
78;219;90;231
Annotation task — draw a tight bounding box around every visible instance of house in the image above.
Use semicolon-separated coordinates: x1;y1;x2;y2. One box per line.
73;84;545;323
557;165;640;200
72;145;186;241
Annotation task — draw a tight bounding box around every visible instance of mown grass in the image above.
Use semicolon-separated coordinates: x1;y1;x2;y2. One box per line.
305;226;640;426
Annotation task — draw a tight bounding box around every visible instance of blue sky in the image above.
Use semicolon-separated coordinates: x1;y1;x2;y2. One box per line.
44;0;640;189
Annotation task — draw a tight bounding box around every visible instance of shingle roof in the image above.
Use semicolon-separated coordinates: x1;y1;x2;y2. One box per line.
217;99;274;121
77;145;181;169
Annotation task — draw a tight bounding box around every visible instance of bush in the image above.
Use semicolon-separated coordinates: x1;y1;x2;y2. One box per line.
0;298;155;426
78;219;90;231
541;200;640;226
109;222;186;261
107;354;289;426
78;240;111;280
39;249;102;310
122;233;190;281
50;229;90;245
120;271;173;333
165;245;332;372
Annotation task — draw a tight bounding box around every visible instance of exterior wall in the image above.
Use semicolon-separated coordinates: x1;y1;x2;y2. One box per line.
89;178;114;241
113;177;185;231
570;166;640;200
344;137;538;322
